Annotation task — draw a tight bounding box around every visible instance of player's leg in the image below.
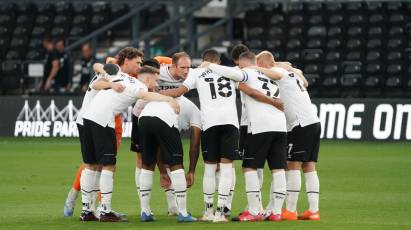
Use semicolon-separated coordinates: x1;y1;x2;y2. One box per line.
232;132;267;222
225;125;247;216
94;116;125;219
79;120;99;221
158;119;196;222
93;121;126;222
266;132;287;222
138;117;157;221
199;127;218;221
130;114;141;200
281;126;303;220
214;125;238;222
299;123;321;221
64;163;85;217
163;167;178;215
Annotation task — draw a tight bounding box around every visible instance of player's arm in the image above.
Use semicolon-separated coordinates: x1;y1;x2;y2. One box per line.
275;62;308;87
292;68;308;87
186;126;201;188
91;78;125;92
137;91;180;114
238;83;284;111
44;59;60;90
159;85;189;98
156;149;171;188
248;66;282;80
203;62;246;82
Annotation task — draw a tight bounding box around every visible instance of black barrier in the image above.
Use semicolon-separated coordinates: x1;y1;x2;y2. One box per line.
0;96;410;141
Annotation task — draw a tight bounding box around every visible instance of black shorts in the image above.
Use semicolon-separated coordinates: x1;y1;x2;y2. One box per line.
77;123;86;157
287;122;321;162
138;116;183;167
242;131;287;170
238;125;248;159
130;114;142;153
201;124;239;162
82;119;117;165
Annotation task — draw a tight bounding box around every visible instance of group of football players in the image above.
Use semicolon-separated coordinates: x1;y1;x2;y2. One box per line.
63;44;321;223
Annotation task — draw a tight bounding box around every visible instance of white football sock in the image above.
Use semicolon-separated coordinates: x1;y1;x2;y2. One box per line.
135;167;141;198
139;169;153;214
265;180;274;211
217;163;232;212
203;163;217;212
226;167;236;210
244;170;261;216
90;171;101;211
165;168;177;212
170;169;188;216
305;171;320;212
99;170;113;213
271;170;286;215
66;187;79;203
285;170;301;212
215;169;221;192
80;168;95;212
257;168;264;188
257;168;264;211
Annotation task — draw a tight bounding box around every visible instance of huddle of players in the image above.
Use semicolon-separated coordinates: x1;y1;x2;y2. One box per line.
72;43;321;223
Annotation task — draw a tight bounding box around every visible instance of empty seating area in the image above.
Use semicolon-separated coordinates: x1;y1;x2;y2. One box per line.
0;1;169;93
243;1;411;98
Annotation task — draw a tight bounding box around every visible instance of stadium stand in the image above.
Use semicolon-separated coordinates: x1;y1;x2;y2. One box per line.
243;1;411;98
0;1;409;98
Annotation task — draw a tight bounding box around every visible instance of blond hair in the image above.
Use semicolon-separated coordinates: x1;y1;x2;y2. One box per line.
256;51;275;62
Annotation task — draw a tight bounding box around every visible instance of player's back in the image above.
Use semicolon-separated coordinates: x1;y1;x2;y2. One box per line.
84;72;147;128
275;67;319;130
242;68;286;133
177;96;201;132
184;67;238;131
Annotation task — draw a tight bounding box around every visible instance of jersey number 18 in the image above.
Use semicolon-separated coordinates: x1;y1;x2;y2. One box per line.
205;77;232;99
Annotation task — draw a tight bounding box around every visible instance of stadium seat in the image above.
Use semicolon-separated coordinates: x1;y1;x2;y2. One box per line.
269;14;284;25
340;74;362;97
1;60;22;93
384;76;403;97
328;14;344;25
286;39;301;49
31;26;47;38
363;75;383;97
366;50;382;61
25;49;44;60
73;3;91;15
320;76;340;97
266;39;283;49
248;27;265;39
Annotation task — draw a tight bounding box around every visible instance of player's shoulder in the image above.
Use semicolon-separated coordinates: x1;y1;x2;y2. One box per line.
270;66;290;76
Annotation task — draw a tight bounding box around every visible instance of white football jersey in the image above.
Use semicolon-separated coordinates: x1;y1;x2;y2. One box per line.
183;67;239;131
158;65;185;90
139;96;201;132
83;72;148;128
76;74;115;125
275;67;320;131
242;68;287;134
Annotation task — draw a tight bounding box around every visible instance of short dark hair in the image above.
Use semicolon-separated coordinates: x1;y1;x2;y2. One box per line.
142;58;160;69
231;44;249;61
202;49;220;63
138;66;160;75
171;52;190;65
117;47;144;66
239;51;256;62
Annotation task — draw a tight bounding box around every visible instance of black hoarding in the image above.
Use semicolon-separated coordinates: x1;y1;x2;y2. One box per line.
0;96;410;141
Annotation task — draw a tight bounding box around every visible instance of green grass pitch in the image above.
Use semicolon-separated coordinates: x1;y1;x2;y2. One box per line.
0;137;410;230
